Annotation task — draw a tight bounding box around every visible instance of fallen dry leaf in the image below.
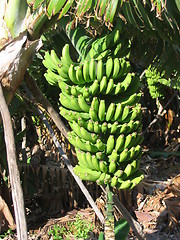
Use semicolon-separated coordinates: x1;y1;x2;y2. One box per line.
134;211;155;222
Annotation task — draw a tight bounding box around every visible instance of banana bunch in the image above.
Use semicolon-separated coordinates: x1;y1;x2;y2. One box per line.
145;65;171;99
43;27;144;190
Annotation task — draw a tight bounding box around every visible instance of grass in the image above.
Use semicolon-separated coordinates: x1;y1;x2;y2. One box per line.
48;213;94;239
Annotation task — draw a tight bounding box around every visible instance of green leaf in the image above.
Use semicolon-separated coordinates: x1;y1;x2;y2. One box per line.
175;0;180;12
47;0;67;17
27;0;44;10
4;0;29;37
58;0;74;19
115;219;130;240
98;232;105;240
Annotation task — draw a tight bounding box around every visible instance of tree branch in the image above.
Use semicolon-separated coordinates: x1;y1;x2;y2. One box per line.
0;84;27;239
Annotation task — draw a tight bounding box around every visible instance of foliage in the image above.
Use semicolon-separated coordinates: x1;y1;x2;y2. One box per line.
145;65;171;99
48;214;94;239
0;229;14;239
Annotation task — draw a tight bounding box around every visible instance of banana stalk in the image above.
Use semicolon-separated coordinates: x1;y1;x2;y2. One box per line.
104;184;115;240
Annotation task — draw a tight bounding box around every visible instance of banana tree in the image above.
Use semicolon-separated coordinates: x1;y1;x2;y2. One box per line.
0;0;179;239
42;17;144;239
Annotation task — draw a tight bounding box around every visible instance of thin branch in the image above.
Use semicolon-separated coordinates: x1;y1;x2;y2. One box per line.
0;84;27;240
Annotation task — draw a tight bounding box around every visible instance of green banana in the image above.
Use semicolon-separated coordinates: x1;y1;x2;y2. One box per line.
86;152;96;170
129;171;144;189
59;93;82;112
76;148;89;168
77;117;87;128
118;179;132;190
91;155;100;171
119;123;129;134
98;100;106;121
110;121;118;134
68;64;79;84
96;172;106;185
101;122;108;134
108;149;118;162
83;60;91;83
78;94;90;112
90;80;99;95
114;82;123;95
100;76;107;93
43;51;58;71
69;121;83;139
131;104;142;121
76;65;85;84
112;58;120;79
50;49;61;66
73;165;101;182
60;108;74;122
73;111;90;121
91;97;99;113
61;44;75;66
97;58;104;81
105;78;114;94
69;132;98;153
130;159;140;175
85;140;99;153
115;134;125;152
106;57;114;78
80;126;98;143
128;147;136;161
94;121;101;134
89;107;98;122
122;163;133;179
106;103;116;121
133;133;143;147
119;106;130;122
121;93;141;107
87;119;94;132
99;161;108;173
44;69;60;85
44;72;59;86
119;148;129;163
104;174;111;184
83;87;90;98
120;73;134;93
68;132;80;148
124;133;133;149
89;58;96;81
113;103;123;121
70;85;80;97
111;176;118;187
106;135;115;154
57;64;69;80
134;145;142;159
109;160;117;174
96;139;106;151
114;169;123;178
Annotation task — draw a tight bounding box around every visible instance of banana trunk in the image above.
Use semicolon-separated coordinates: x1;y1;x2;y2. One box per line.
104;184;115;240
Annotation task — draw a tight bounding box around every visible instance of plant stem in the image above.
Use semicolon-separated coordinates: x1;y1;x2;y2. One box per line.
104;184;115;240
